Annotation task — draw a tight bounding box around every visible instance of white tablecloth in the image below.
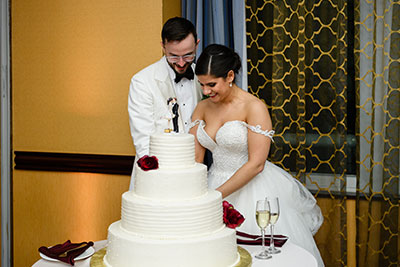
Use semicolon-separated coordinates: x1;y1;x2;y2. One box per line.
244;242;317;267
32;240;317;267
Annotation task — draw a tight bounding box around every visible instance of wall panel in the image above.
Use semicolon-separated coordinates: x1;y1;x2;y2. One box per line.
11;0;180;265
12;0;163;155
13;170;129;266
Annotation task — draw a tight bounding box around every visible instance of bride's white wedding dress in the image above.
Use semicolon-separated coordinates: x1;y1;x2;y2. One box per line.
191;119;325;267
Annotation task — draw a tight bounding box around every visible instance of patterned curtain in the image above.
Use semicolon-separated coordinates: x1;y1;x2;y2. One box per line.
246;0;399;266
355;1;399;266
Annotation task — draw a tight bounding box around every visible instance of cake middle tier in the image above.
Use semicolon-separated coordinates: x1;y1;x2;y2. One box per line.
134;163;207;199
121;190;224;237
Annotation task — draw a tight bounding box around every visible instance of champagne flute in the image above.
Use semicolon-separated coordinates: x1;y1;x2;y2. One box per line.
267;197;281;254
255;199;272;259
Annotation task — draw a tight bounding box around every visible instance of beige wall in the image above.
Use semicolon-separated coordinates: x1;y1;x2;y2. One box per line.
12;0;165;155
13;170;129;266
163;0;182;24
11;0;180;265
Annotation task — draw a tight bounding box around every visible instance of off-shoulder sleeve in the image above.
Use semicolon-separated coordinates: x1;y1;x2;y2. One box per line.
245;124;275;141
188;119;202;129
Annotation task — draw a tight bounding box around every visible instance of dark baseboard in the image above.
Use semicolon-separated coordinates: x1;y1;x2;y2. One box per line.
14;151;396;200
14;151;134;175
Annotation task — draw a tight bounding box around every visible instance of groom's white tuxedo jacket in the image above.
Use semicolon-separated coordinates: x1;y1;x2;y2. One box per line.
128;56;202;188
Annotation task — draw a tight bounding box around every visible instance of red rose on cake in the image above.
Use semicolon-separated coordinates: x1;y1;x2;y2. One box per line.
137;155;159;171
222;201;245;229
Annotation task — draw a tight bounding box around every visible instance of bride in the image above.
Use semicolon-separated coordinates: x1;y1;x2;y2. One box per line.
189;44;325;267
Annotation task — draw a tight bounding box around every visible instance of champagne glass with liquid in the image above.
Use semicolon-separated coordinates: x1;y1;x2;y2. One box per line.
255;199;272;259
267;197;281;254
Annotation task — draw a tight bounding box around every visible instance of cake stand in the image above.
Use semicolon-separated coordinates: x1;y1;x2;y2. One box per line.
90;246;252;267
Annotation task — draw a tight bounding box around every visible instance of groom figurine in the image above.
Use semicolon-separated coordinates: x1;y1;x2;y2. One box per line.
128;17;202;190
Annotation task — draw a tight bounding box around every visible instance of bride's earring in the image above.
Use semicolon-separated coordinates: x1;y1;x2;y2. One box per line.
229;82;233;88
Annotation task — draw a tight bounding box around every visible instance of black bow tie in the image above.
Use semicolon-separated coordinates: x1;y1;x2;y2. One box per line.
174;67;194;83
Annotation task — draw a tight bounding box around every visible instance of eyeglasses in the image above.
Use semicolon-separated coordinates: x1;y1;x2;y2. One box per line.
166;54;196;63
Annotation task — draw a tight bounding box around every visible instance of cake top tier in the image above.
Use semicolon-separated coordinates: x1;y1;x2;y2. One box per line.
149;133;195;168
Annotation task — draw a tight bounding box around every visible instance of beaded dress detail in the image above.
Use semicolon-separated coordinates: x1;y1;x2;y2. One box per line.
190;119;325;267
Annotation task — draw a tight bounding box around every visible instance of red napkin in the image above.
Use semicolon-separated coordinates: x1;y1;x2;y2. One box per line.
236;231;288;247
38;240;94;265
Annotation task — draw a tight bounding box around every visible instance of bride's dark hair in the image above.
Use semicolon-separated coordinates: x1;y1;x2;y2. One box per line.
195;44;241;82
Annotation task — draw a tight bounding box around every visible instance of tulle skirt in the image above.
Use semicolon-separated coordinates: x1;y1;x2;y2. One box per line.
208;160;325;267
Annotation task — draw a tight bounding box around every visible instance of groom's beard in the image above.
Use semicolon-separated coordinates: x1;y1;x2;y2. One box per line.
167;60;192;75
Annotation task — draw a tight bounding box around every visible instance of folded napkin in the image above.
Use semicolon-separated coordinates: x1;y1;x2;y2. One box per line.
236;231;288;247
38;240;94;266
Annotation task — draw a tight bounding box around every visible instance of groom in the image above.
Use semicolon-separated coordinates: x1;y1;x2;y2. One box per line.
128;17;202;190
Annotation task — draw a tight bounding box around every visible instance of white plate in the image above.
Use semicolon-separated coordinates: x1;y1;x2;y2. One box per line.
40;246;95;262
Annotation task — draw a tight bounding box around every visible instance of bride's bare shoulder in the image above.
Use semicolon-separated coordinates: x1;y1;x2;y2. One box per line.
192;98;211;119
243;92;268;111
242;94;272;129
196;98;212;110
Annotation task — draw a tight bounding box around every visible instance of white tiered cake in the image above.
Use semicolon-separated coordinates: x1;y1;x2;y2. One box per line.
104;133;240;267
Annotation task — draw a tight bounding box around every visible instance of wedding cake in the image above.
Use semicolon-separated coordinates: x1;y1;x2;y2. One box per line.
104;133;240;267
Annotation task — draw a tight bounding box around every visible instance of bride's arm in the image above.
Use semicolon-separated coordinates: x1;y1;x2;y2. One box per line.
216;100;273;198
189;103;206;163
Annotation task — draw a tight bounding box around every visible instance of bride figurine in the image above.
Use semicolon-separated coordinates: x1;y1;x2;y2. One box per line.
189;44;325;267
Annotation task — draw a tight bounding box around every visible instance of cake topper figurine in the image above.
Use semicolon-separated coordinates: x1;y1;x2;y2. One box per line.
164;117;172;133
167;97;179;133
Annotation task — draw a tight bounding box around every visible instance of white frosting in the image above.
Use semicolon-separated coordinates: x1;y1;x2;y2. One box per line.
105;222;239;267
149;133;195;168
105;133;238;266
121;190;223;237
134;163;207;199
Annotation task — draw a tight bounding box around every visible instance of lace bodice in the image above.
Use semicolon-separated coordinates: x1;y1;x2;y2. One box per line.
190;120;274;182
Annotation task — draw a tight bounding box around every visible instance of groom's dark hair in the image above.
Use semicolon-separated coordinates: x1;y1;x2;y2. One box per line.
162;17;197;44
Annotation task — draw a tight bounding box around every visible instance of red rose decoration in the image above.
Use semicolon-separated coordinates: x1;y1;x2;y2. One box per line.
223;200;245;229
137;155;159;171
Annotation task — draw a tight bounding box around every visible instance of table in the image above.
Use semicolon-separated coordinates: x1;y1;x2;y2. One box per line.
244;242;317;267
33;240;317;267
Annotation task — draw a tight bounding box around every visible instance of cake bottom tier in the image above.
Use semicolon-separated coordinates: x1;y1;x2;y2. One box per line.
104;221;240;267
